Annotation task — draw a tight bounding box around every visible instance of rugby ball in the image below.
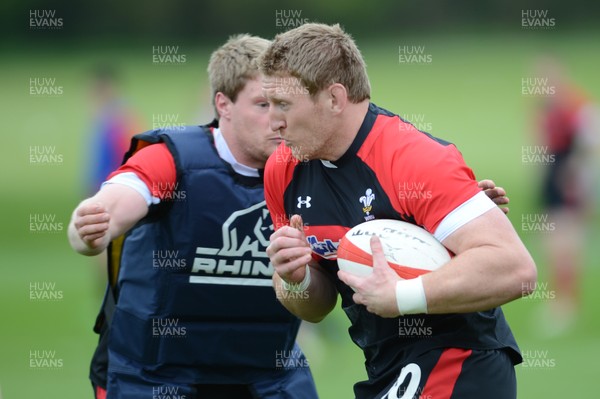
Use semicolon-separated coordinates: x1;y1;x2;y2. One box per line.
337;219;451;279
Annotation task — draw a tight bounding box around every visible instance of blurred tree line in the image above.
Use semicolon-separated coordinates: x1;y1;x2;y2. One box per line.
1;0;598;45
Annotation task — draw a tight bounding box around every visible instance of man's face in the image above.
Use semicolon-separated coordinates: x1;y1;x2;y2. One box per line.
262;75;333;161
229;77;282;167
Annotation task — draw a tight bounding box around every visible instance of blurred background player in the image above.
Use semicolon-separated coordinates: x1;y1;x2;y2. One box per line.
69;35;317;399
85;65;143;306
86;65;140;195
533;57;600;335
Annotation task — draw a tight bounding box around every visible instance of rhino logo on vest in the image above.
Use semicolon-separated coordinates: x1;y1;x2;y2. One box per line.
219;201;272;257
191;201;274;285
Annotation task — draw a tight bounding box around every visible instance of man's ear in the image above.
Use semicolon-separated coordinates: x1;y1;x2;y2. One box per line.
329;83;348;114
215;92;233;120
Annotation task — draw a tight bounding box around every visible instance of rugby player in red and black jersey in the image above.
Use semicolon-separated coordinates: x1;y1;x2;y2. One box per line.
260;23;536;399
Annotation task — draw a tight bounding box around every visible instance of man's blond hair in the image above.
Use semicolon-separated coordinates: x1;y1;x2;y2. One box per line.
259;23;370;102
207;34;270;119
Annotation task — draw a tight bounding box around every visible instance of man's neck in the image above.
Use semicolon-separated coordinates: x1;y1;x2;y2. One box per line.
213;127;260;177
324;100;370;161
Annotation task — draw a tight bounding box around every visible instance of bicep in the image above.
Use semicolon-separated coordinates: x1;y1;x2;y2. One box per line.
441;206;520;255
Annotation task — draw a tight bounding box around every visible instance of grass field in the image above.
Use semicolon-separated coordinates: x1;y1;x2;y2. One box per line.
1;30;599;398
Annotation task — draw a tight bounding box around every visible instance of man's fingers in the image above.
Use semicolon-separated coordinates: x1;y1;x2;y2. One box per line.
370;236;389;271
352;292;365;306
290;214;304;233
76;202;107;217
486;187;507;198
491;196;509;205
277;253;312;283
338;269;361;291
267;235;310;257
483;187;506;199
269;225;306;243
78;222;110;239
75;212;110;227
82;231;108;244
270;246;312;265
477;179;495;190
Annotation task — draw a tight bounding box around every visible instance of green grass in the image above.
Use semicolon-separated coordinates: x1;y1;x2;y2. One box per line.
1;31;600;398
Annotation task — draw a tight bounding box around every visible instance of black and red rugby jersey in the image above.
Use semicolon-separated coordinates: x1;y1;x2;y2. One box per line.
265;103;521;391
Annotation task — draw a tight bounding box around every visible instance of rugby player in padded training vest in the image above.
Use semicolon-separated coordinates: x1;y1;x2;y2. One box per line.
260;23;537;399
68;35;318;399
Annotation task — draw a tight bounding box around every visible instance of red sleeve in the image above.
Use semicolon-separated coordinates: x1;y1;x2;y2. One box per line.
360;116;481;234
398;141;480;233
107;143;177;200
265;143;297;230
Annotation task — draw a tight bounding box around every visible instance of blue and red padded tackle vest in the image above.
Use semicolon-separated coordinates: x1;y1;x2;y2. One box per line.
107;123;301;383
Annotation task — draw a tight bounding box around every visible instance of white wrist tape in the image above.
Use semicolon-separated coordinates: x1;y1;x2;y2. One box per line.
281;265;311;292
395;276;428;315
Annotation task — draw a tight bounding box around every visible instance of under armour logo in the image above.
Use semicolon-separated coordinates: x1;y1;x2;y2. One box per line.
297;196;312;208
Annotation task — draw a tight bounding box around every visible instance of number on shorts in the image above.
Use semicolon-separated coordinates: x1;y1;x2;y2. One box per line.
385;363;422;399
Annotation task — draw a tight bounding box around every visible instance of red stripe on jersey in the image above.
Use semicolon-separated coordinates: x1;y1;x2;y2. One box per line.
356;114;481;234
421;348;472;399
265;143;299;230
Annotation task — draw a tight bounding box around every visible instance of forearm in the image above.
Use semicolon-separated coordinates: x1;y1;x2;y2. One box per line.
273;263;338;323
422;244;536;313
67;185;149;257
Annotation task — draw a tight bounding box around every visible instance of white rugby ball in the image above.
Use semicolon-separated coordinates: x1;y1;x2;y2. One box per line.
337;219;451;279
